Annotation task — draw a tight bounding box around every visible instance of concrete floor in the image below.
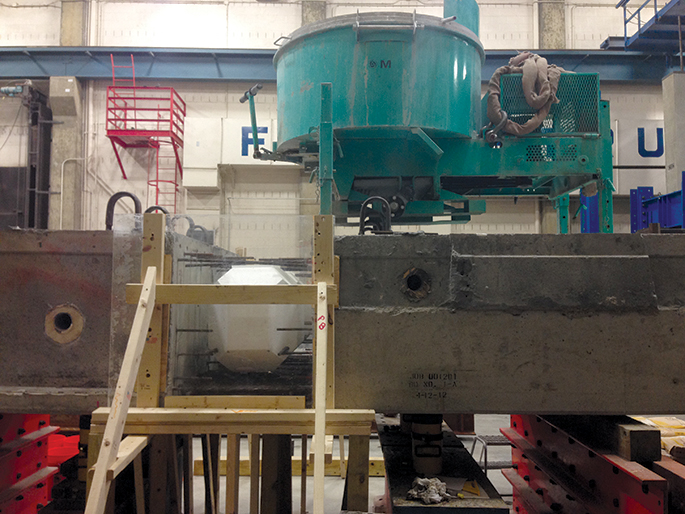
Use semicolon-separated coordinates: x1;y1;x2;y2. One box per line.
192;415;512;513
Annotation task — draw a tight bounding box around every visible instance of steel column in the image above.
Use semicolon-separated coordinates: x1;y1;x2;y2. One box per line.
319;83;333;216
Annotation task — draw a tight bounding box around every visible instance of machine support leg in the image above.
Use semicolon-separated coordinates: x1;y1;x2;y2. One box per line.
554;194;570;234
599;178;614;233
319;83;334;216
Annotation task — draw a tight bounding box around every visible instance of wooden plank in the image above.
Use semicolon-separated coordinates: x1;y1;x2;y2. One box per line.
260;435;291;514
313;282;328;514
133;454;145;514
201;435;219;514
181;435;194;514
84;266;157;514
136;214;165;407
225;434;240;514
90;408;375;436
248;435;260;514
164;395;305;410
192;456;386;477
86;432;103;498
345;435;370;512
313;215;335;284
338;435;346;480
312;216;336;411
126;283;338;306
105;480;115;514
106;436;148;480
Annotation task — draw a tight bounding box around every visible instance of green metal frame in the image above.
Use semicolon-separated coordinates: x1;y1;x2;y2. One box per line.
244;76;614;232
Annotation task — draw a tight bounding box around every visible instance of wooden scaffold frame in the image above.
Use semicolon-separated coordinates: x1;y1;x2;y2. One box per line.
84;213;374;514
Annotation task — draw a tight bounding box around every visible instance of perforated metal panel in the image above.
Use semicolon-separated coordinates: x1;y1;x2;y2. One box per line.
525;140;580;163
501;73;600;135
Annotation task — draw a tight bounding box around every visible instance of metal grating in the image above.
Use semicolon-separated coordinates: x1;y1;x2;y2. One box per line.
526;144;556;162
559;141;578;161
501;72;600;135
526;141;579;163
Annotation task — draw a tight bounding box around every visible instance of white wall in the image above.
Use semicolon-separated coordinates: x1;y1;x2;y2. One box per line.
0;0;60;46
0;0;649;51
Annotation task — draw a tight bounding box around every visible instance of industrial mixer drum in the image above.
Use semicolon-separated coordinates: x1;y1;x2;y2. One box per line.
273;8;485;151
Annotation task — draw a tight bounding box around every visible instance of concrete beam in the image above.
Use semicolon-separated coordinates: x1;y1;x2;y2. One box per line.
334;233;685;414
538;0;566;49
662;71;685;192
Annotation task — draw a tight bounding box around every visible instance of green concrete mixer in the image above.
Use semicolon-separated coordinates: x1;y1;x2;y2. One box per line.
241;0;613;233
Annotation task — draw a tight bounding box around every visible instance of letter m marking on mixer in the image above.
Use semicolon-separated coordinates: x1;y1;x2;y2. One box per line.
381;60;391;69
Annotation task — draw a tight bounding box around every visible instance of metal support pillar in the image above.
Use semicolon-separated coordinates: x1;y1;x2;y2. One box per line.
553;194;569;234
580;193;599;233
319;83;333;216
599;179;614;233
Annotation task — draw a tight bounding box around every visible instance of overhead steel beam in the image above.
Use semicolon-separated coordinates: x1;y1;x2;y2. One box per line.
0;46;678;83
0;47;277;82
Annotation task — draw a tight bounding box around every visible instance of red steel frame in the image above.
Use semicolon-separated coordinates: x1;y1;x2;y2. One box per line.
0;414;59;514
106;55;186;212
502;415;667;514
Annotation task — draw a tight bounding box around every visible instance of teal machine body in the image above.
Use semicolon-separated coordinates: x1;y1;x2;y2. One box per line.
250;0;613;231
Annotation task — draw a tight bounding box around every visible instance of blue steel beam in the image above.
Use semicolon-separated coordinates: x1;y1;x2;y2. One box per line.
0;46;678;83
0;47;277;82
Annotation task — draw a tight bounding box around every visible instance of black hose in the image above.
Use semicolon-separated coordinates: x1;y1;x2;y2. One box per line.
144;205;169;214
105;192;142;230
359;196;392;235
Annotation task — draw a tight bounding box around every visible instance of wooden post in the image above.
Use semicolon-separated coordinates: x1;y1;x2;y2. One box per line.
86;432;103;497
149;435;170;514
225;434;240;514
313;215;335;408
181;435;194;514
260;435;292;514
313;281;328;514
201;434;220;514
84;267;157;514
338;435;346;480
133;454;145;514
136;213;166;407
345;435;370;512
249;434;260;514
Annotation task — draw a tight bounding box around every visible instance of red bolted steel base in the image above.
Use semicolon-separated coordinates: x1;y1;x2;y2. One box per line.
502;415;666;514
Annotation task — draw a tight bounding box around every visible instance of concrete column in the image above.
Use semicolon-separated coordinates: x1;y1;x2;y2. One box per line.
538;0;566;49
60;0;86;46
302;0;326;25
49;77;84;230
662;71;685;193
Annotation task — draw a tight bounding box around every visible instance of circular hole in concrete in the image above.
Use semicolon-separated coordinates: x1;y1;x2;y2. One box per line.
54;312;73;332
402;268;431;301
406;274;423;291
